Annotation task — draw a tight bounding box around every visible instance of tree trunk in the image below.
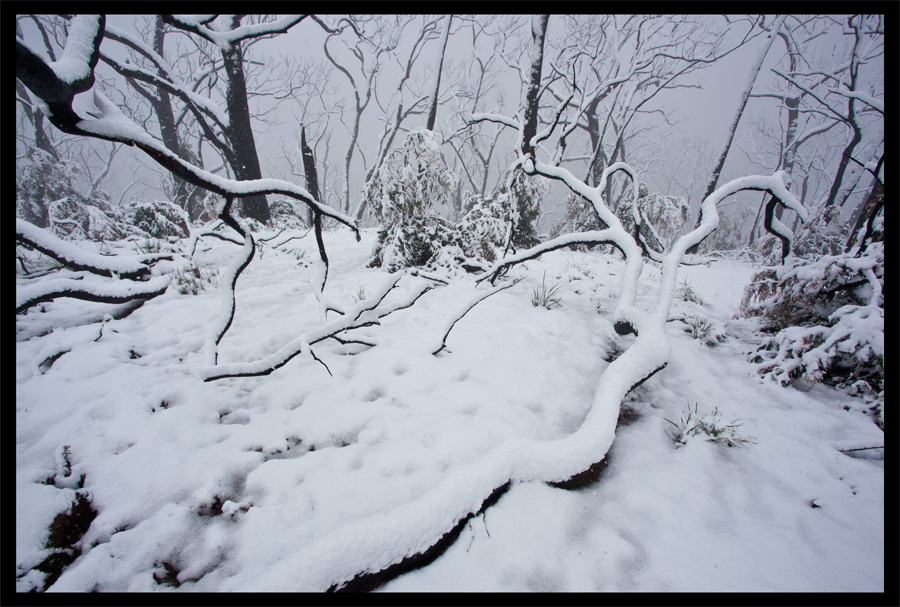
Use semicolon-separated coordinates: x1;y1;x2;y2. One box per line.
824;124;861;211
151;17;207;221
300;125;321;227
425;15;452;132
221;19;270;225
845;178;883;252
520;15;550;157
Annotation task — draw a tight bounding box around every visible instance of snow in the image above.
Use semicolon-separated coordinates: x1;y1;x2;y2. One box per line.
16;228;883;592
46;15;102;85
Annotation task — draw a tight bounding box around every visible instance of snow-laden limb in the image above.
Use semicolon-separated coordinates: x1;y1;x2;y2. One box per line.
77;91;358;234
827;88;884;114
162;15;307;49
200;274;435;381
468;112;521;131
17;219;152;280
16;274;168;315
42;15;103;86
16;33;358;236
98;44;230;130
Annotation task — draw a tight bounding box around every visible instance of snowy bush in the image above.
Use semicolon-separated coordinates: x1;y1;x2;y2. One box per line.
46;194;134;242
17;148;137;242
16;148;78;229
457;190;511;263
698;207;753;254
754;206;848;264
364;129;459;271
741;205;883;425
504;168;549;249
125;200;191;239
370;215;465;272
549;192;611;252
268;197;308;230
615;182;690;252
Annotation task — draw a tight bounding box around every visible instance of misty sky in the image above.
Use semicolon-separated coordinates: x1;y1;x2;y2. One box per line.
16;14;884;231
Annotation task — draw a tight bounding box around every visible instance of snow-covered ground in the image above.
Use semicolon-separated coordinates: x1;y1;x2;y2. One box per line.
16;227;884;592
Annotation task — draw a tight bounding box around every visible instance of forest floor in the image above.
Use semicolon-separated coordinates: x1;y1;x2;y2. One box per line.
16;227;884;592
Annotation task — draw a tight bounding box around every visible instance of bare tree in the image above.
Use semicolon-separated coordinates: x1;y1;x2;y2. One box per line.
16;15;357;321
98;15;310;224
469;14;807;500
771;15;883;217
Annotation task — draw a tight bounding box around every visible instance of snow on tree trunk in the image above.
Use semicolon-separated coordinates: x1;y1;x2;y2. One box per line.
520;15;550;157
300;125;321;228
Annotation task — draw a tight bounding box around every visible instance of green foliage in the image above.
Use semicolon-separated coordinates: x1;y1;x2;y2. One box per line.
754;206;848;264
457;190;510;263
550;192;610;252
698;207;753;253
268;197;308;230
17;148;138;241
675;278;702;304
365;129;458;226
664;403;756;448
686;315;714;341
16;147;77;229
168;264;219;295
370;215;465;272
531;272;562;309
135;237;162;255
504;168;548;249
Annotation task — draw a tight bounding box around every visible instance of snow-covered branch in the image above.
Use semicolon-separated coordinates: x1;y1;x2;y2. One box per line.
160;15;307;49
16;274;169;315
17;219;155;280
827;88;883;114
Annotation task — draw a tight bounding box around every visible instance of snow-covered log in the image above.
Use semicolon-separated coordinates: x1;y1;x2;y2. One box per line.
16;219;156;280
16;274;169;315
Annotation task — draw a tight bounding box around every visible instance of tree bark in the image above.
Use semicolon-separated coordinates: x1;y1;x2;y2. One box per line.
426;15;452;131
221;23;270;224
300;125;321;227
149;17;207;221
520;15;550;157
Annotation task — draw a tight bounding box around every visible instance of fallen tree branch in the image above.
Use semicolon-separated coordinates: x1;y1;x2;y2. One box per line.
16;274;169;315
199;274;435;381
432;279;522;355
